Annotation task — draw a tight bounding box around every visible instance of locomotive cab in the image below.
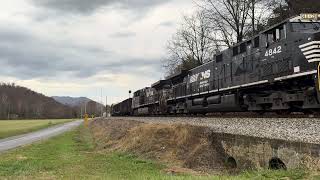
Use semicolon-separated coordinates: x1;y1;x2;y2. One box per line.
290;14;320;102
258;14;320;110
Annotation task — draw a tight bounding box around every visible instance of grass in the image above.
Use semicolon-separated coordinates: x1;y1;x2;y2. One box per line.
0;119;75;139
0;125;316;180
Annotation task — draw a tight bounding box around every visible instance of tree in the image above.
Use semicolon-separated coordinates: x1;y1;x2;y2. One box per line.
287;0;320;15
164;11;217;75
198;0;274;45
266;0;320;26
200;0;253;44
0;83;75;119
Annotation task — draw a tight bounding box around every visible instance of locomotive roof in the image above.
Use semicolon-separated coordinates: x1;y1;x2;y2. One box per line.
229;14;320;48
188;60;214;72
165;69;188;80
259;14;320;34
151;80;170;89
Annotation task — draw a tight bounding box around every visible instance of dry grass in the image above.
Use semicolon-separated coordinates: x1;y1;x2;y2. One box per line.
90;119;224;172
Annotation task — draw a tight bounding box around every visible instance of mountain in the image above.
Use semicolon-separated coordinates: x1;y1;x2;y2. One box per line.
52;96;91;107
0;83;75;119
53;96;106;117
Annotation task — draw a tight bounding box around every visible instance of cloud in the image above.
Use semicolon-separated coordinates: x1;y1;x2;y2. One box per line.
158;21;175;27
0;0;194;104
109;32;136;38
31;0;172;15
0;26;161;80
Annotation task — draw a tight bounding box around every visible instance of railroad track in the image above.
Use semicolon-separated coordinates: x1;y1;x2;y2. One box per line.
106;116;320;145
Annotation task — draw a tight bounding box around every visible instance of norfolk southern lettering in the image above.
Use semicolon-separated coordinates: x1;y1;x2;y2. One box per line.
112;14;320;116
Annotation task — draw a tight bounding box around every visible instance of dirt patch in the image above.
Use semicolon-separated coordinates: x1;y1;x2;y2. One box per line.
89;119;225;172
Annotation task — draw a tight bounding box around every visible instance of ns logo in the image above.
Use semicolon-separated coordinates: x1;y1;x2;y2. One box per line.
189;70;211;83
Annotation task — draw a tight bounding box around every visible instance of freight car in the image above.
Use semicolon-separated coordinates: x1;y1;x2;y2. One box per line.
112;14;320;116
110;98;132;116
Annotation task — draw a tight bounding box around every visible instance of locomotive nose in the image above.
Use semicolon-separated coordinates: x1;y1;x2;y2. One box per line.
299;34;320;63
315;31;320;40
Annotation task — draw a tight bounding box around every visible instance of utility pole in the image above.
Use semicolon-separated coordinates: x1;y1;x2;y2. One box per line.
84;102;87;115
101;88;103;118
80;106;83;119
106;96;108;117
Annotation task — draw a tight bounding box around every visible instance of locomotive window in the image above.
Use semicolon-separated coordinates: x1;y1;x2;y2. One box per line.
240;43;246;53
291;22;320;32
276;29;280;40
267;31;276;44
216;54;223;62
277;26;285;40
253;37;259;48
266;25;285;45
233;46;239;56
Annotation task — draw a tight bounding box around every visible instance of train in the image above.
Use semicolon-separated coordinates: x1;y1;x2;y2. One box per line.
111;14;320;116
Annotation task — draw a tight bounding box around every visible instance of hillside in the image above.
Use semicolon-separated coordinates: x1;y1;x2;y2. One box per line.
52;96;91;107
0;83;75;119
53;96;106;117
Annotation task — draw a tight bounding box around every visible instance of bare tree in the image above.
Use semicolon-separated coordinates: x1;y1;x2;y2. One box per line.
164;11;218;75
200;0;253;44
196;0;273;46
248;0;272;34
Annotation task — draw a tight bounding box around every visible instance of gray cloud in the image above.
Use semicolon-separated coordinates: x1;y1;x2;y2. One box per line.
109;32;136;38
158;21;175;27
0;27;161;80
31;0;172;15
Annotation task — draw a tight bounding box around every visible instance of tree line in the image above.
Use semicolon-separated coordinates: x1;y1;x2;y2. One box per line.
164;0;320;75
0;83;105;120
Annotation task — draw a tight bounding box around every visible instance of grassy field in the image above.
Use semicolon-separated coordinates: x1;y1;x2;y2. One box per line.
0;126;317;180
0;119;75;139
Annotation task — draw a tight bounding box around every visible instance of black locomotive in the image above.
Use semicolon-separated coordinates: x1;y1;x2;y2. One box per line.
112;14;320;116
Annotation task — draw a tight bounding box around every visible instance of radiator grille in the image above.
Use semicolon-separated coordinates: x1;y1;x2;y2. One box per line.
262;63;273;77
277;60;290;73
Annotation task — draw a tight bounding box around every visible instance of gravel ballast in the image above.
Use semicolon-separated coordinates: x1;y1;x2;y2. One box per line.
108;117;320;144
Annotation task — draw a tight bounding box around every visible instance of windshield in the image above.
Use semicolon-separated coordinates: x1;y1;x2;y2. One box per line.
291;22;320;32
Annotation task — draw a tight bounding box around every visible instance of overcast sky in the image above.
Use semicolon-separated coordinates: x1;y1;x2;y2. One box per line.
0;0;196;104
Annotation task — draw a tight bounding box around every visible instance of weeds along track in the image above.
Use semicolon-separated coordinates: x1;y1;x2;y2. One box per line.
107;116;320;145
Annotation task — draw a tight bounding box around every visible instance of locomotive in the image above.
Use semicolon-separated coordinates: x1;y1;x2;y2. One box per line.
112;14;320;116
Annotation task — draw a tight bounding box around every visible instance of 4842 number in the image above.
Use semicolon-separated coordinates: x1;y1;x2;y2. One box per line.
265;46;282;57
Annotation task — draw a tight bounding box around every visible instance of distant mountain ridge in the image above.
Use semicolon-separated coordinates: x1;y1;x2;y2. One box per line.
52;96;106;116
52;96;91;107
0;83;74;119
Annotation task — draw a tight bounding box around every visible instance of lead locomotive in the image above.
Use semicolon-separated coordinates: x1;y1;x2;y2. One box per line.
112;14;320;116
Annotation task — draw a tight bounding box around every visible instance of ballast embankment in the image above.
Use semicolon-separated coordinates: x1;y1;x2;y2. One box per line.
90;118;320;172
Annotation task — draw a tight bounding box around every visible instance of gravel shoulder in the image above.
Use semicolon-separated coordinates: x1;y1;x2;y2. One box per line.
109;117;320;144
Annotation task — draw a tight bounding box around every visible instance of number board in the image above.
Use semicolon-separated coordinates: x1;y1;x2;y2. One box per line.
301;13;320;20
265;46;282;57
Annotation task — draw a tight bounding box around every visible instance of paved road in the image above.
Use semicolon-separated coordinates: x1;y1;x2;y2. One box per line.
0;120;83;153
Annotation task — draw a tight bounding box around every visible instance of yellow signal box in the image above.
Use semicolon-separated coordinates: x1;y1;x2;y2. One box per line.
84;114;89;127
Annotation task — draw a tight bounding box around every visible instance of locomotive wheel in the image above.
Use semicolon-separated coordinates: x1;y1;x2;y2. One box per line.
303;109;317;117
255;111;265;116
275;110;291;116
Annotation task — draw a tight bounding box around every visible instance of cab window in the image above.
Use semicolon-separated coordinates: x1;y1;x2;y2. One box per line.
291;22;320;32
216;54;223;62
265;25;285;45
